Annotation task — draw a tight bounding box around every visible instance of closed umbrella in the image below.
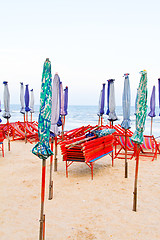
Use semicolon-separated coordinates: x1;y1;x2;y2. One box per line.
60;81;65;139
97;83;105;126
158;78;160;116
108;79;118;126
20;82;25;114
63;86;68;129
106;80;111;115
30;89;34;122
121;73;131;178
131;70;148;212
49;73;61;199
32;58;53;240
148;85;156;135
25;84;30;122
3;81;11;151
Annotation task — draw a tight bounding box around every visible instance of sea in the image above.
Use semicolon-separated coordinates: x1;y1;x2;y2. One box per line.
1;104;160;138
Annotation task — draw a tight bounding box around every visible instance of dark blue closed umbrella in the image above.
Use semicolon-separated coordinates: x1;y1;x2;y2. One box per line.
64;86;68;116
148;85;156;135
25;84;30;121
106;80;111;115
121;73;131;178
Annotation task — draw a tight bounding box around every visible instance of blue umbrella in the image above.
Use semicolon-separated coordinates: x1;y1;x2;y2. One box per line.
32;58;53;240
25;84;30;121
148;85;156;135
158;78;160;116
20;82;25;114
106;80;111;115
3;81;11;150
97;83;105;126
131;70;148;212
108;79;118;125
121;73;131;178
64;86;68;116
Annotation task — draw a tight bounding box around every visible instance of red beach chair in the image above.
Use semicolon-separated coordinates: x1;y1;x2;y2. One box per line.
60;134;114;179
139;135;160;161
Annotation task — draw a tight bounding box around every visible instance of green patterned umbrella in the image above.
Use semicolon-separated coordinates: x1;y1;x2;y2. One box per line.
131;70;148;212
32;59;53;160
32;58;53;240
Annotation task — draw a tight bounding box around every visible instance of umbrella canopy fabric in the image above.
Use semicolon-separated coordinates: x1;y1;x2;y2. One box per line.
106;80;111;115
121;74;131;129
32;59;53;160
60;81;65;116
148;85;156;118
20;82;25;114
158;79;160;116
3;81;11;119
98;83;105;116
64;86;68;116
30;89;34;113
50;74;61;137
108;79;118;122
131;70;148;145
25;84;30;112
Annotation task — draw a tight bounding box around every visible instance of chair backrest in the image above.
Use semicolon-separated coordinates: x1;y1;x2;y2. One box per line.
0;131;4;142
115;135;135;150
141;136;155;150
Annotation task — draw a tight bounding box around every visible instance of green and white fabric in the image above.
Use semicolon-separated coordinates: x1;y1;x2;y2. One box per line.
32;59;53;160
131;70;148;145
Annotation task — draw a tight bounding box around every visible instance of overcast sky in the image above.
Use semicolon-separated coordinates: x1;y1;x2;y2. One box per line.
0;0;160;106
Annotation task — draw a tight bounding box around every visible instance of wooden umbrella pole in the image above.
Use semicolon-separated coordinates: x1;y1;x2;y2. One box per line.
61;116;64;141
26;111;28;122
98;116;100;126
39;159;46;240
101;116;103;126
133;144;140;212
125;129;128;178
54;136;58;171
48;137;54;200
7;119;10;151
24;114;27;144
150;117;153;136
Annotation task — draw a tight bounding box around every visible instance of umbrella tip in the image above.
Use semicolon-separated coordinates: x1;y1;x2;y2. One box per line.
46;58;50;62
123;73;129;77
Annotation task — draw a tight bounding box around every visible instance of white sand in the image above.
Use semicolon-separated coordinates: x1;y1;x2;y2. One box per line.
0;139;160;240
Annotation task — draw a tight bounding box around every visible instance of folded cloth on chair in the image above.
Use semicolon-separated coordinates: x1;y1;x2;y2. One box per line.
92;128;115;137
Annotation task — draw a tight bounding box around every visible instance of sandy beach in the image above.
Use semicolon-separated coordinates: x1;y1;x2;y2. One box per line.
0;139;160;240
